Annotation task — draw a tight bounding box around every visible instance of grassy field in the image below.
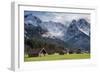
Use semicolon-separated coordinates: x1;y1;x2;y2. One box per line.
24;53;90;62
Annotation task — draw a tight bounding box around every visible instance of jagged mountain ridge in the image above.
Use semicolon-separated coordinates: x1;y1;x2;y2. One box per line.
24;13;90;51
40;21;67;40
65;19;90;51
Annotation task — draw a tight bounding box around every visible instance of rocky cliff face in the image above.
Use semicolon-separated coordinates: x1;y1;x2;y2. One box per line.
24;13;90;52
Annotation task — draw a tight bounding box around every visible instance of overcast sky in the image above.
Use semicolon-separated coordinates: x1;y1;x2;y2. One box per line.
24;11;90;25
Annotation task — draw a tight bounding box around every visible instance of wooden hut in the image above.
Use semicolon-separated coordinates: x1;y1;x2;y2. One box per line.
28;48;47;57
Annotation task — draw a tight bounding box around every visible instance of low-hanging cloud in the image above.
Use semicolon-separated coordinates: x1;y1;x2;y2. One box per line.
24;11;90;25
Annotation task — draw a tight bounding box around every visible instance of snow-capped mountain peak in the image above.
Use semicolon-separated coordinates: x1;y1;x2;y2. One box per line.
24;14;41;26
40;21;67;40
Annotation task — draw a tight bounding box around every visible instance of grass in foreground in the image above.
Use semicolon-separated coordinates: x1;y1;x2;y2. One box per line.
24;53;90;62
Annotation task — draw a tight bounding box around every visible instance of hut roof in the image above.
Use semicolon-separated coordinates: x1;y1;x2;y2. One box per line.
28;48;47;54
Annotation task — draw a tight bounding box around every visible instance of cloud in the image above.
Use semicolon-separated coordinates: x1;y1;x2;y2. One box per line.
24;11;90;25
51;13;90;24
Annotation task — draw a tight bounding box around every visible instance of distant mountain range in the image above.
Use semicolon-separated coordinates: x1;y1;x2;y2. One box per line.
24;13;90;52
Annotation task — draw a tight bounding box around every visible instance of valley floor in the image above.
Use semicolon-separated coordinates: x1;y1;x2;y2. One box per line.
24;53;90;62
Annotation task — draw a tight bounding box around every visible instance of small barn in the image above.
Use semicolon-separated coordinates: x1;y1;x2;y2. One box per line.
28;48;47;57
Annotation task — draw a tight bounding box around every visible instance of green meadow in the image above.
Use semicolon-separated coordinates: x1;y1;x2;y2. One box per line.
24;53;90;62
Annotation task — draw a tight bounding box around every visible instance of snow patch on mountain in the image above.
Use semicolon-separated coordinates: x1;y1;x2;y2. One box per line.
40;21;67;40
